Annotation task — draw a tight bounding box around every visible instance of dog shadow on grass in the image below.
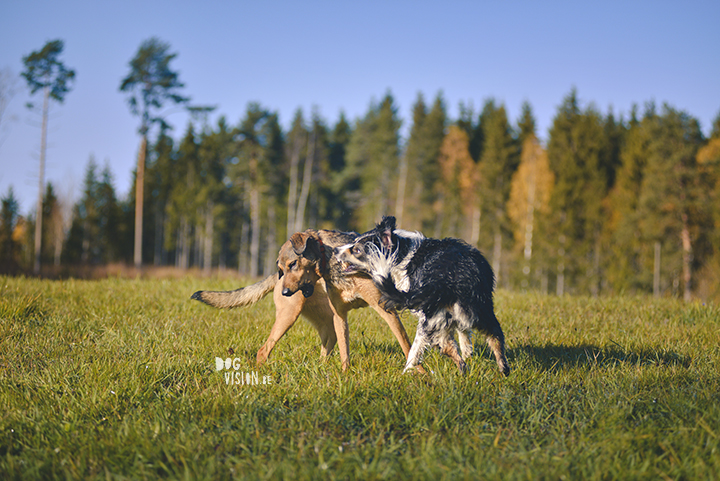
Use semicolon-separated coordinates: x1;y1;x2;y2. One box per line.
506;343;692;371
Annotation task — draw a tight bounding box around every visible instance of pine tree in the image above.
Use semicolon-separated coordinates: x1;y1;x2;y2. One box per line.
546;89;607;295
21;39;75;274
0;187;21;273
165;124;199;269
96;164;121;263
326;112;352;230
637;105;705;300
285;109;308;235
436;125;479;239
477;99;518;282
402;92;446;232
40;183;64;267
229;104;284;276
395;93;426;229
64;157;101;264
517;101;537;146
120;37;189;268
145;128;175;265
604;105;652;293
695;109;720;300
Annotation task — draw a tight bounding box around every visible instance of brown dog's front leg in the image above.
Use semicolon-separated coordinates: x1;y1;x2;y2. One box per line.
326;286;350;371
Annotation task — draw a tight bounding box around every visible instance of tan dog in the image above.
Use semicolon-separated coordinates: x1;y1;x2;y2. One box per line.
192;229;415;371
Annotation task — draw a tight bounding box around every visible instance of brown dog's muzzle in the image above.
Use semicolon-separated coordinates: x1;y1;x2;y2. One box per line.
282;284;314;298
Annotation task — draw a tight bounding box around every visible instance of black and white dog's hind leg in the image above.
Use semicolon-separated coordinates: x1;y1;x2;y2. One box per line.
403;311;467;374
458;329;473;361
480;313;510;376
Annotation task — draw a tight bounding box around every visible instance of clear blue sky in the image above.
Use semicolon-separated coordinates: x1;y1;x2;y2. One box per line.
1;0;718;216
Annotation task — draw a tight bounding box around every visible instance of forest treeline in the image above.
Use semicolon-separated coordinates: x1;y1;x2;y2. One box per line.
2;88;720;301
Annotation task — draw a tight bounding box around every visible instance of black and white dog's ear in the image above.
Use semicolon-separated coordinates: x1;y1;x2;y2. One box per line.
378;216;396;232
377;216;396;250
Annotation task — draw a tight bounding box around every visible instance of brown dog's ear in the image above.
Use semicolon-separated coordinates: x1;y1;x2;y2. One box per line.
289;233;321;261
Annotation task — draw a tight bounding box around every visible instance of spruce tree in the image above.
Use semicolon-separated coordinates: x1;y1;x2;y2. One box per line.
344;92;401;230
546;89;607;295
326;112;352;230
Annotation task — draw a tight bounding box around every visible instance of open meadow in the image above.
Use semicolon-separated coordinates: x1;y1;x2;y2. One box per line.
1;275;719;480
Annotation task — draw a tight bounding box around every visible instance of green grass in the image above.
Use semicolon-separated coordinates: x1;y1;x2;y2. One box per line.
1;275;719;480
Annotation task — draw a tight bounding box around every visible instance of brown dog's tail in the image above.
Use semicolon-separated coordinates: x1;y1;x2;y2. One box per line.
191;273;278;309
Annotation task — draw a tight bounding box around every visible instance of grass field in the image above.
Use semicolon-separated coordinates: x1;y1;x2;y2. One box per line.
1;275;719;480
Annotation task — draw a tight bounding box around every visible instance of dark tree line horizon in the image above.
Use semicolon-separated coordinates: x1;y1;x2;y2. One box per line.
2;88;719;302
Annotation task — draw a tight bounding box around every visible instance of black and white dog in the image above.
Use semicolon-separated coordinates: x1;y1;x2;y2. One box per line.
335;216;510;376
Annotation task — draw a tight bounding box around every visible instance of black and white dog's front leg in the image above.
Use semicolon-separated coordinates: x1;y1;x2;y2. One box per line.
403;311;432;373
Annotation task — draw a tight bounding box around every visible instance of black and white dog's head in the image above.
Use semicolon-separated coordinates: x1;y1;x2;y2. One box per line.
334;216;424;279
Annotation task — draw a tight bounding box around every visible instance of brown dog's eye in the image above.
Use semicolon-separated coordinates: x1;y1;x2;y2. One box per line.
352;245;362;255
288;260;297;270
278;268;284;278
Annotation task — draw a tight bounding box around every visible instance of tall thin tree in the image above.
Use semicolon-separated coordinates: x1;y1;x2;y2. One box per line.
120;37;189;268
21;40;75;275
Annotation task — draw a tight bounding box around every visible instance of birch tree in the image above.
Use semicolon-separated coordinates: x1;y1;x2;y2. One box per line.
507;135;554;289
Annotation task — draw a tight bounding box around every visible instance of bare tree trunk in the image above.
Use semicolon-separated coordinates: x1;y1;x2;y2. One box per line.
556;262;565;296
492;209;502;282
433;194;444;239
395;154;408;227
249;184;260;278
286;134;302;237
153;205;163;265
470;206;481;247
653;241;661;298
238;218;249;275
33;85;49;275
203;200;213;275
294;130;315;233
265;203;276;275
52;205;62;267
590;231;601;298
680;214;693;301
557;234;566;296
133;135;147;268
195;222;202;268
524;159;536;260
179;216;189;270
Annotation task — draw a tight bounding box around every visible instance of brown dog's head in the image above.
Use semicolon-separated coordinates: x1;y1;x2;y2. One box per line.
277;231;324;298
